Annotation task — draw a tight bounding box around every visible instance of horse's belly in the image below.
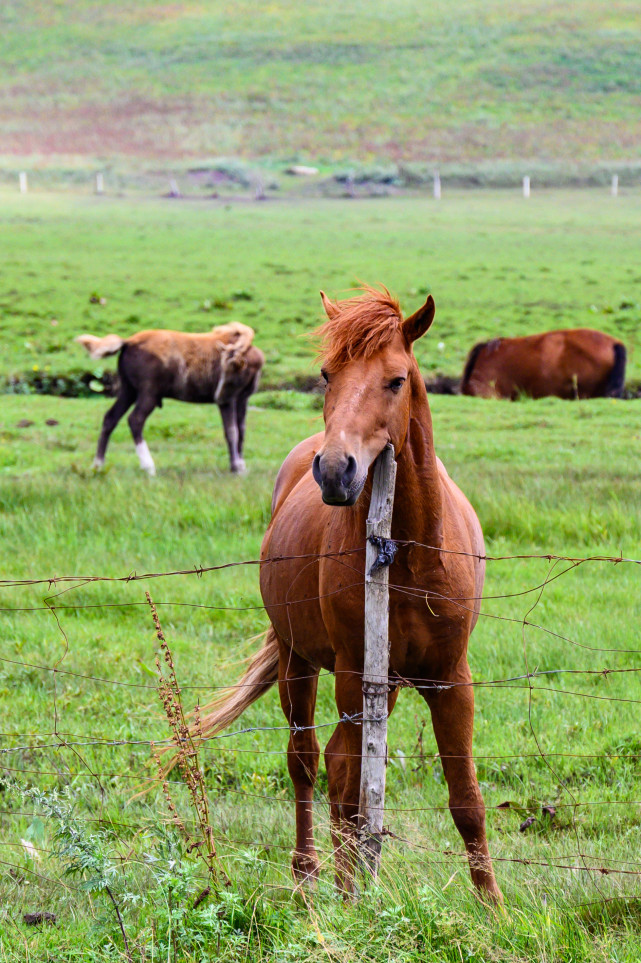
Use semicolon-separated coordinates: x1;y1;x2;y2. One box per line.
166;375;213;402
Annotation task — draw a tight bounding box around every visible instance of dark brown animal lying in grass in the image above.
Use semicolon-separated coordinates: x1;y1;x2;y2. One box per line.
76;322;264;474
460;329;626;400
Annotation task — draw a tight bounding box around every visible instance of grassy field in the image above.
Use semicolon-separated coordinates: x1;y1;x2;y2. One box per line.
1;190;641;958
1;1;640;164
1;383;641;960
2;190;641;392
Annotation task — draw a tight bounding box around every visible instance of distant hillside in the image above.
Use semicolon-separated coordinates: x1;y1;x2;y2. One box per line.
1;0;640;164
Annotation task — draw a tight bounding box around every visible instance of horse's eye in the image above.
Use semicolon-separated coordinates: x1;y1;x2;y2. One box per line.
387;377;406;393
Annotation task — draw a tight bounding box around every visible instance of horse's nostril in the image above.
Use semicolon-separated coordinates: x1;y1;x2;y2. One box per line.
342;455;357;487
312;453;322;485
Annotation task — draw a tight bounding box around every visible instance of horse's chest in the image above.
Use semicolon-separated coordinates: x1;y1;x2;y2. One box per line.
320;560;469;675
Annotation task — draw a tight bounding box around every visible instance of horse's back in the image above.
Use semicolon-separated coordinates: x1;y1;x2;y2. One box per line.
463;328;623;399
270;432;324;517
120;332;213;401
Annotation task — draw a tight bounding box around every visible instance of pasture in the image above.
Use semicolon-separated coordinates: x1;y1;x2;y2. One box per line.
2;190;641;392
1;191;641;959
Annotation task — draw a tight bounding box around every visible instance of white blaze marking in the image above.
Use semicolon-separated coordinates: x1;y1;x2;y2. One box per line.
136;441;156;476
92;456;104;469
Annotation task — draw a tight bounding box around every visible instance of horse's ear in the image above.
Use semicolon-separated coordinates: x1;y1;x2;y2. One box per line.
320;291;340;320
402;295;435;344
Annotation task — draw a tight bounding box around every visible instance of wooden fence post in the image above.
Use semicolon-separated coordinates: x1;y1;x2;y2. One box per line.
522;175;530;198
95;172;104;195
358;443;397;878
433;171;441;199
611;175;619;197
19;171;28;193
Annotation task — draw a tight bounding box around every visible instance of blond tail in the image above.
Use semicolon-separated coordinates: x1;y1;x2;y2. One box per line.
75;333;125;359
197;626;280;738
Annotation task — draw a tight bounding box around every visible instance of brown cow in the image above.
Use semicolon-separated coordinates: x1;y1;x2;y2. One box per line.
460;329;626;400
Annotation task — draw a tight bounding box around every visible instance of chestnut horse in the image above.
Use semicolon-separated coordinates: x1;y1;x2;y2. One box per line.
76;322;264;474
461;328;626;400
195;287;501;900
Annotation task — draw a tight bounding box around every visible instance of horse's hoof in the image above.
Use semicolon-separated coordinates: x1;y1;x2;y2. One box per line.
476;883;504;909
231;459;247;474
292;854;320;886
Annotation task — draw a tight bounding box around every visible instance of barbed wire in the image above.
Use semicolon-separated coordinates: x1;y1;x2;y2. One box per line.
2;543;640;910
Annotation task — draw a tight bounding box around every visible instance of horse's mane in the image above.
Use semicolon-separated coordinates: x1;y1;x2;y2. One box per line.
212;321;255;353
315;285;403;369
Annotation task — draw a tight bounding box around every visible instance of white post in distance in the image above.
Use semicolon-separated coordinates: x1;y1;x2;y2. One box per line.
523;175;530;198
19;172;28;193
611;175;619;197
96;172;104;195
359;443;397;879
433;171;441;199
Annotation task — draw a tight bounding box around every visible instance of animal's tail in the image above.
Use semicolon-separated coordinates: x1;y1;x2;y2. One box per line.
163;625;280;773
75;333;125;359
460;341;488;395
604;342;627;397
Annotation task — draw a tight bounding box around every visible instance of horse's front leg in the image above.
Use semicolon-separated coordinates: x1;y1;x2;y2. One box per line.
219;399;244;473
278;646;321;884
421;665;503;902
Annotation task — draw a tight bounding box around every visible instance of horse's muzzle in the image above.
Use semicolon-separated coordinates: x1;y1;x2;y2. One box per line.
312;452;361;505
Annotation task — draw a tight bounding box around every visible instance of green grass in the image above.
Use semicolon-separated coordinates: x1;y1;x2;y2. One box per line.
2;190;641;391
1;388;641;960
1;1;640;164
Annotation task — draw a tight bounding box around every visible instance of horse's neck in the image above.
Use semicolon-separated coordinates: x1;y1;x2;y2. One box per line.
393;366;444;546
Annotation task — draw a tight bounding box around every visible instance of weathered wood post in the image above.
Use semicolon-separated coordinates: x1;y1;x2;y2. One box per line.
358;443;397;878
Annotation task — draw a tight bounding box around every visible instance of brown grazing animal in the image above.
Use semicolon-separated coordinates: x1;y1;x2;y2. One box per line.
190;286;501;901
76;322;264;474
461;328;626;400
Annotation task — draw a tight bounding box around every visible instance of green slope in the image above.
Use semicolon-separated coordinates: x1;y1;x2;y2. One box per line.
1;0;640;162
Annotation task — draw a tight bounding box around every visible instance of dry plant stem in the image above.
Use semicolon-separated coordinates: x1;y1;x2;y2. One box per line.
146;590;228;888
105;885;134;963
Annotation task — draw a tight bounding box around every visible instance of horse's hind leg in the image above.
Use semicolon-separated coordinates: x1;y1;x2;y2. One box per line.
278;645;321;883
94;383;135;468
422;671;502;902
219;399;244;473
127;394;158;476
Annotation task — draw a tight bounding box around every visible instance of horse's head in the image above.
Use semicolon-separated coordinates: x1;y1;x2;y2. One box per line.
312;286;434;505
